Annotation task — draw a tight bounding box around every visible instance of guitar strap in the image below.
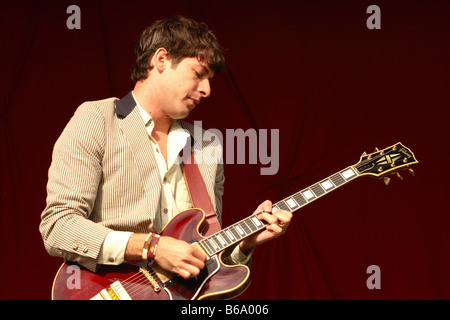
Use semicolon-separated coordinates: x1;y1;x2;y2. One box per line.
182;152;222;236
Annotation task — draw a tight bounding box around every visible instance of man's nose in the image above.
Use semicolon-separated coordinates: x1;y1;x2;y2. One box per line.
199;78;211;98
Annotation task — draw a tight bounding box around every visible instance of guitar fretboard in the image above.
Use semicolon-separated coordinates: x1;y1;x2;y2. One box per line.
199;166;360;257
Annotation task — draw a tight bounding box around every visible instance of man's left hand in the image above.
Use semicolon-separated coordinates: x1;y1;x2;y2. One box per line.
239;200;293;254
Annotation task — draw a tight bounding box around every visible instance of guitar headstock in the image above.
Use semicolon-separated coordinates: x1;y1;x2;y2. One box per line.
355;142;418;184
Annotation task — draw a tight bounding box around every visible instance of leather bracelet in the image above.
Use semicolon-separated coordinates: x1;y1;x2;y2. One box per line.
147;234;161;261
142;232;154;262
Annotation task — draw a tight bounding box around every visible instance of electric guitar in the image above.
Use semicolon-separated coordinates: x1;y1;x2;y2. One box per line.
52;142;418;300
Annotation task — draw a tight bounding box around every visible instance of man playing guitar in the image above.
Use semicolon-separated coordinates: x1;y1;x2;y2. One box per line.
40;16;292;299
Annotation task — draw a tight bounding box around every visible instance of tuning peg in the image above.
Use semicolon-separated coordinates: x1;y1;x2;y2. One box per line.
395;172;404;180
408;168;415;176
361;151;368;157
374;147;379;152
383;177;391;186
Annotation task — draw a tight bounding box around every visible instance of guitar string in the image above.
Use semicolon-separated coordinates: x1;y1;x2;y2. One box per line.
121;264;176;298
131;276;162;295
265;150;402;219
98;265;157;299
122;265;163;297
355;148;405;171
107;270;154;299
123;273;154;297
249;149;412;232
271;167;359;216
199;215;265;256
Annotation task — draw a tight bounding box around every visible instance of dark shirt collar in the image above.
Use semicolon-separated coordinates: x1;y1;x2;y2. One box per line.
115;91;136;118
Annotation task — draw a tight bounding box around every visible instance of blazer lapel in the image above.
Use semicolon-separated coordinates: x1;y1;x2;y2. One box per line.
115;92;161;209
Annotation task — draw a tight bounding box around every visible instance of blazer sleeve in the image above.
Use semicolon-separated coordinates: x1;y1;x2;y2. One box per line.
40;102;112;272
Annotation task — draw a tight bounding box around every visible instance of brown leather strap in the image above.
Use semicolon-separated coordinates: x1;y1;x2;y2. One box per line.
182;152;221;236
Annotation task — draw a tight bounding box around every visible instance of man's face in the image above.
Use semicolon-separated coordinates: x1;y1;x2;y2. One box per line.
158;57;214;120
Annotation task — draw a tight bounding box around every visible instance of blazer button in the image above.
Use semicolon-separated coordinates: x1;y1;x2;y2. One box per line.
73;244;78;251
163;208;168;214
83;247;89;253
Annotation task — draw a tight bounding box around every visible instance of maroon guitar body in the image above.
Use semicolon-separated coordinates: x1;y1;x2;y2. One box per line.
52;209;251;300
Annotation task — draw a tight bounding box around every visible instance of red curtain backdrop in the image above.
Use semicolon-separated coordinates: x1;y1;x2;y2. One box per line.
1;0;449;300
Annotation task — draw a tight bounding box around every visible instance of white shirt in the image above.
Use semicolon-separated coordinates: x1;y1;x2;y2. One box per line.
136;99;193;232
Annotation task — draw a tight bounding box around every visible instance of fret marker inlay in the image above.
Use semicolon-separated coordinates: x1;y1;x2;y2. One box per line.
342;168;356;179
321;180;334;190
302;190;314;200
251;216;262;226
235;225;245;235
286;198;298;209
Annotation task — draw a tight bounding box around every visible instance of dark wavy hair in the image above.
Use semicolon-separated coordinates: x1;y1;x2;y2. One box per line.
131;17;225;83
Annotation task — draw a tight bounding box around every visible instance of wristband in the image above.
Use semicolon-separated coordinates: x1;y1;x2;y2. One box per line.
147;234;161;261
142;232;154;262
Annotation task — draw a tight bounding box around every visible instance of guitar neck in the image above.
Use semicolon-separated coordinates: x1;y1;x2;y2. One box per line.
199;165;360;257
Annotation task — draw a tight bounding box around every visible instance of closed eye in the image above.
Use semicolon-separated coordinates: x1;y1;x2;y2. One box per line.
194;71;203;79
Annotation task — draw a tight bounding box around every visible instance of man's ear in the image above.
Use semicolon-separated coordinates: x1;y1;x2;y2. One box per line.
152;48;170;73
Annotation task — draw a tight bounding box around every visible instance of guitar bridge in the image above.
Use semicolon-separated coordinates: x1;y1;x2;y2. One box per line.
139;267;161;292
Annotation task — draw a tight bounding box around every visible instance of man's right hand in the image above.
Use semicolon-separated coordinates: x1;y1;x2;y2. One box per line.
124;233;206;279
154;236;206;279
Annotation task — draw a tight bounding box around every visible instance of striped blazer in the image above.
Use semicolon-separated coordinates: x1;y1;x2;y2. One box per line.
40;92;224;272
